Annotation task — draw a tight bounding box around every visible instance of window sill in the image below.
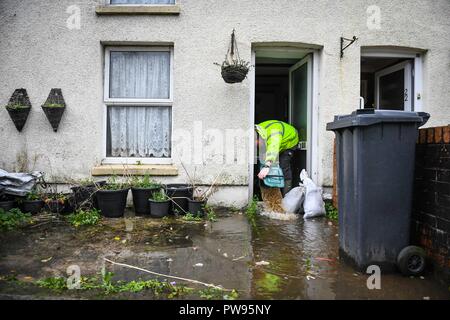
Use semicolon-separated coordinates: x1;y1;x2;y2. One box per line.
95;5;181;15
91;164;178;176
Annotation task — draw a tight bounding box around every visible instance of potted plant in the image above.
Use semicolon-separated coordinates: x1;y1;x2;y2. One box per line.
44;192;67;214
148;190;170;218
71;179;106;210
165;184;193;215
130;175;162;216
215;30;251;84
41;88;66;132
0;193;15;211
20;188;44;215
95;177;130;218
5;88;32;132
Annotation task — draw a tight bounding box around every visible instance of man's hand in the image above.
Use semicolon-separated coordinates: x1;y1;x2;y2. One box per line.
258;167;270;180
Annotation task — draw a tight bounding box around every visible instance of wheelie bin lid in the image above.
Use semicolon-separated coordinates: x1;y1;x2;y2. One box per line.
326;108;430;131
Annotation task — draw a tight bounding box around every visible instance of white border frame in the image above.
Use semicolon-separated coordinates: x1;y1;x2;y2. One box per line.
102;46;174;165
107;0;177;5
375;60;412;111
248;48;320;201
361;48;423;112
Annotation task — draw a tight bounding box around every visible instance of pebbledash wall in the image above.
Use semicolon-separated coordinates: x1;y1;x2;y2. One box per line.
1;0;450;207
412;126;450;285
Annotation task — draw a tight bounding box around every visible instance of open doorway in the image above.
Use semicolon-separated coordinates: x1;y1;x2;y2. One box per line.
252;48;314;199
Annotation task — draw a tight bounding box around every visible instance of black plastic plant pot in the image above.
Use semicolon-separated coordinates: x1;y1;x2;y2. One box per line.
149;200;170;218
188;199;206;217
0;200;15;211
165;184;194;215
42;105;65;132
21;200;44;215
71;181;105;209
96;188;129;218
6;107;31;132
46;200;65;214
132;187;161;216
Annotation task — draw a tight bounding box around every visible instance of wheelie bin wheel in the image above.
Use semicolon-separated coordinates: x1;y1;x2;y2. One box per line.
397;246;426;276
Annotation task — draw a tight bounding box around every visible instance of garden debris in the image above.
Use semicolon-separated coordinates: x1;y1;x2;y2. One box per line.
223;253;228;258
40;257;52;263
232;256;246;262
315;257;335;263
255;261;270;266
104;258;233;291
114;236;121;241
193;263;204;267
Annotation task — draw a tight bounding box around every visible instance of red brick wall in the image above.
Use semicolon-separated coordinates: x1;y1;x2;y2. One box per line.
412;125;450;284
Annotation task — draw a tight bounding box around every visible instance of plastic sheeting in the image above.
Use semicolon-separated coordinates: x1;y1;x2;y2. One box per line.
0;169;43;197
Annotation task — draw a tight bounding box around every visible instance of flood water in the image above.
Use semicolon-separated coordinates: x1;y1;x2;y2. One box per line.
0;209;449;300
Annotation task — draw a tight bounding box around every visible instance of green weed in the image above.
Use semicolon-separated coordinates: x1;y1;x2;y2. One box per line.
66;208;101;227
0;208;31;231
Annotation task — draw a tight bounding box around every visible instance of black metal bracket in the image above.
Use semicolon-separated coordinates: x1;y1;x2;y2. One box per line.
340;36;358;58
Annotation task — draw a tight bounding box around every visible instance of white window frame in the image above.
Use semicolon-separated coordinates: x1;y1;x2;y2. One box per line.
107;0;177;5
102;46;174;165
361;48;424;112
375;60;413;111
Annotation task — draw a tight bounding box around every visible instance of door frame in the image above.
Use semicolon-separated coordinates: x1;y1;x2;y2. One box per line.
374;60;413;111
288;55;312;174
248;49;319;202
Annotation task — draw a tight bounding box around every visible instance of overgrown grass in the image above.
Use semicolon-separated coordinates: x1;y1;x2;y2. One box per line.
66;208;101;227
35;271;238;300
204;205;217;222
325;201;338;221
245;196;259;229
182;213;203;222
0;208;31;231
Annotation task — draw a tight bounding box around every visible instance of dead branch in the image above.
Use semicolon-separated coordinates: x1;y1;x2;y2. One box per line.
104;258;234;291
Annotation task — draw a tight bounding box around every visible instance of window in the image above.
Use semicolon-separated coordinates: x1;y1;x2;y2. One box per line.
104;47;173;163
109;0;175;4
360;48;423;112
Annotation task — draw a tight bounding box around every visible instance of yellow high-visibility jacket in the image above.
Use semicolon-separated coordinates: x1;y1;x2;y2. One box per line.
256;120;299;163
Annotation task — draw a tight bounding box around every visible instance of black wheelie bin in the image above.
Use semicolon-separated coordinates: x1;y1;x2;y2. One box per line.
327;109;430;275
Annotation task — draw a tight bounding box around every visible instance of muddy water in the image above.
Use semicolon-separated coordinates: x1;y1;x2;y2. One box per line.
0;210;449;300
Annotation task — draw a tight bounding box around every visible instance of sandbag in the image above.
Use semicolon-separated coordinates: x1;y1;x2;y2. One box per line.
300;169;325;219
281;185;305;213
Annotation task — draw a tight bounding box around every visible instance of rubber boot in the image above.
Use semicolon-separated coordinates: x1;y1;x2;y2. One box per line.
282;179;293;196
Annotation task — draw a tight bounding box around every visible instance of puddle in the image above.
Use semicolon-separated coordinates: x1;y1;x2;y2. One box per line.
0;209;449;299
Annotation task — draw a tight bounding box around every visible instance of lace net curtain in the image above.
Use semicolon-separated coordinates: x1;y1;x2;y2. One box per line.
107;51;171;158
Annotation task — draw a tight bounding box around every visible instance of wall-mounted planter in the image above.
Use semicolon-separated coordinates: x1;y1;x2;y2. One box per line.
42;88;66;132
5;88;32;132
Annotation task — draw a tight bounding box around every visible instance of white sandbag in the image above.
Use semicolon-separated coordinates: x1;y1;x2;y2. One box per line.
281;185;305;213
300;169;326;219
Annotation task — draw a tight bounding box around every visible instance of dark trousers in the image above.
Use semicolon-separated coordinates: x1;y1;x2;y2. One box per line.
279;148;295;195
